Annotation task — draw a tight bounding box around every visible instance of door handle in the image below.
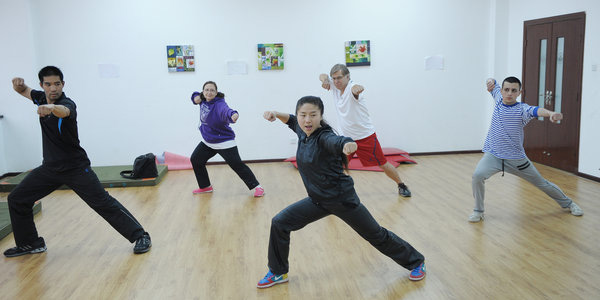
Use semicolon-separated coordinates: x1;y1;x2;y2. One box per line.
544;90;554;106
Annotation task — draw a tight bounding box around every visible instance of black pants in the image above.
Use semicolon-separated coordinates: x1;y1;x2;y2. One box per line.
267;197;424;275
191;142;259;190
7;165;145;246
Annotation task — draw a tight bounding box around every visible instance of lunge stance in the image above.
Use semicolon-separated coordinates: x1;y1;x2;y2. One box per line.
469;77;583;222
257;96;425;288
189;81;264;197
5;66;151;257
319;64;411;196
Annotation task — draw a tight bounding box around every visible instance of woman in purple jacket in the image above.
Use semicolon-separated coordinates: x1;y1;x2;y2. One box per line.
190;81;264;197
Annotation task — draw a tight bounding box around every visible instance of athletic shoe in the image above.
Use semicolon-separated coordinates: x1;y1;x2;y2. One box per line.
398;183;411;197
568;202;583;216
4;237;47;257
409;262;426;281
193;186;213;194
133;232;151;254
468;211;484;222
254;186;265;197
257;270;288;288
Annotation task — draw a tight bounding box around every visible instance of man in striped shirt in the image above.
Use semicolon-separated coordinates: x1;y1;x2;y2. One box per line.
468;76;583;222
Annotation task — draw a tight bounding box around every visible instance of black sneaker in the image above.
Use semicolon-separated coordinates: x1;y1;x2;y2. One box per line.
133;232;151;254
398;183;412;197
4;237;47;257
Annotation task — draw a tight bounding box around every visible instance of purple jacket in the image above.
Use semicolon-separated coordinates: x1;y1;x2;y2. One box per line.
194;96;238;143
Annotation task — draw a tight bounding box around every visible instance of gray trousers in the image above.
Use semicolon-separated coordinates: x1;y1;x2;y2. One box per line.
472;152;572;212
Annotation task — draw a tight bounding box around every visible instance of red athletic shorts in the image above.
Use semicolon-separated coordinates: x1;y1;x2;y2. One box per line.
348;133;387;167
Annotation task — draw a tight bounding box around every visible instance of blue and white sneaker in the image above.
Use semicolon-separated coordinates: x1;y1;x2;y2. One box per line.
409;262;426;281
257;270;288;288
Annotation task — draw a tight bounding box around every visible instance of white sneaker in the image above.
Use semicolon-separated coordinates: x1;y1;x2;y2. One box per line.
468;211;484;222
568;202;583;216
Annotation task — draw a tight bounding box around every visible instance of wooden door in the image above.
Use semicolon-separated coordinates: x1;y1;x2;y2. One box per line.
522;12;585;173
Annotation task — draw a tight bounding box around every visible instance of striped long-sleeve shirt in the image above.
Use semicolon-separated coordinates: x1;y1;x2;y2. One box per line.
482;81;539;159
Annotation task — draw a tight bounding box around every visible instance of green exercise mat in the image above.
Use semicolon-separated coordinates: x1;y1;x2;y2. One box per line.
0;201;42;241
0;164;168;193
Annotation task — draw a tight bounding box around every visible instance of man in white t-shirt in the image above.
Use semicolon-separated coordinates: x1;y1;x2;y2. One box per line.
319;64;411;197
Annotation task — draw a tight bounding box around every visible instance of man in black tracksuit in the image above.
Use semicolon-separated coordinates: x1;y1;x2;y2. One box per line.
4;66;151;257
257;96;425;288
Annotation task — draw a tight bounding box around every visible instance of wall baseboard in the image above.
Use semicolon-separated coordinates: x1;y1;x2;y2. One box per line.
6;152;597;184
409;150;482;156
576;172;600;183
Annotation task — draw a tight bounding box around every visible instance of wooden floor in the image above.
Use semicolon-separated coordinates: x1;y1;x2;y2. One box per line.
0;153;599;299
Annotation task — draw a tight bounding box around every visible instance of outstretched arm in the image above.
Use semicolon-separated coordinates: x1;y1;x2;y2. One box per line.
12;77;33;101
319;74;331;90
37;104;70;118
486;78;495;92
319;131;355;156
351;85;364;99
263;110;290;123
486;78;502;102
537;108;563;123
342;142;357;155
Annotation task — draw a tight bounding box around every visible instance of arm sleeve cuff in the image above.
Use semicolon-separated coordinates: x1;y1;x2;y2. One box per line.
191;92;201;104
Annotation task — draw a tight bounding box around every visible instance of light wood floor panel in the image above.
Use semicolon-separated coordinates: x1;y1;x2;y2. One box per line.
1;154;598;299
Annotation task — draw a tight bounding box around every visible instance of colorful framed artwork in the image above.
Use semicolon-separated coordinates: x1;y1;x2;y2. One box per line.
257;43;284;70
345;40;371;67
167;45;195;72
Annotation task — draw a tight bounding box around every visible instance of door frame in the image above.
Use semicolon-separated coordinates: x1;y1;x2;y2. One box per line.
521;11;585;173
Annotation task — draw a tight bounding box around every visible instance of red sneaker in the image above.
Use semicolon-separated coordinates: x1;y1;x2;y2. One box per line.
193;186;213;194
253;186;265;197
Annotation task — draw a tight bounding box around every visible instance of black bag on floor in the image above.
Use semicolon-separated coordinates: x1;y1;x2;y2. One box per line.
120;153;158;179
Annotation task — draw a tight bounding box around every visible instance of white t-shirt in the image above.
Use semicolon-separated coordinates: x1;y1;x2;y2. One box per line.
203;139;237;150
329;80;376;140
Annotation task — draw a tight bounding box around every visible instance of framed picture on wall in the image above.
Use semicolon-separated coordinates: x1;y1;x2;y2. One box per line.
257;43;284;70
345;40;370;67
167;45;195;72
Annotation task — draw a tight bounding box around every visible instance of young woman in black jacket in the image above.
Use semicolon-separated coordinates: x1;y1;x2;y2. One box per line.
257;96;425;288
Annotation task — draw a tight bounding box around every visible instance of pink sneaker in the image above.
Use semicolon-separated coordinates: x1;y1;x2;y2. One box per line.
193;186;213;194
253;187;265;197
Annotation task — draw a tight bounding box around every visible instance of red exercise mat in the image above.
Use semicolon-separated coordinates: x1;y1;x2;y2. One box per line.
285;147;416;172
163;151;193;170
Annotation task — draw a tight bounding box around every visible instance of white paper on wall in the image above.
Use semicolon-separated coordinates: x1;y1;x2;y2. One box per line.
424;55;444;70
98;64;120;78
227;61;248;75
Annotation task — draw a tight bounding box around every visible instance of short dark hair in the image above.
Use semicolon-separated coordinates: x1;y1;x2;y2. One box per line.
38;66;64;82
502;76;521;90
199;81;225;101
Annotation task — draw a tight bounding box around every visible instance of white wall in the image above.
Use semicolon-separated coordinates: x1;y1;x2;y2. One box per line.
503;0;600;177
0;0;493;172
3;0;596;179
0;117;5;175
0;0;41;175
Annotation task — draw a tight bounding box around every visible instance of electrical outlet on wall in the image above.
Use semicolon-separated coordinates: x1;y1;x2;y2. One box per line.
289;138;296;144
